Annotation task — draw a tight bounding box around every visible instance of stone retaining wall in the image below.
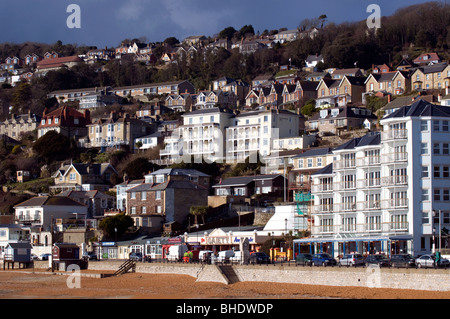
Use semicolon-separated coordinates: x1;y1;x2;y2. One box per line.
31;261;450;292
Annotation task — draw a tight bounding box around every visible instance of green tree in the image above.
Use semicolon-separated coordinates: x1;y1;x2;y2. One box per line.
219;26;237;40
12;82;32;113
301;99;317;117
98;213;134;240
32;131;75;165
190;206;209;225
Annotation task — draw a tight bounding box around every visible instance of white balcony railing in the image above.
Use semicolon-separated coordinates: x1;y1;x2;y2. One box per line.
311;221;409;236
382;152;408;163
381;175;408;186
381;129;407;141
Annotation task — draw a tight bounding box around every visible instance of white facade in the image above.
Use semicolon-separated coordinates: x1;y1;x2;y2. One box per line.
226;110;300;161
306;100;450;257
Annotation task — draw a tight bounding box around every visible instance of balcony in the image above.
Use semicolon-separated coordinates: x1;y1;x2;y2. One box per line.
312;204;334;214
381;198;408;209
356;156;381;166
334;202;357;212
334;181;356;191
333;159;356;170
357;200;381;211
311;221;409;236
382;152;408;164
357;178;381;188
15;218;41;225
382;129;407;141
381;175;408;187
311;183;333;193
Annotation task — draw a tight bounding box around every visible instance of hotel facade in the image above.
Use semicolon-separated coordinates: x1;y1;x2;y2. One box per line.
295;100;450;258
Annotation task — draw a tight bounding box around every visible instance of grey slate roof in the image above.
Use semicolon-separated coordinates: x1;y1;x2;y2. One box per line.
292;147;332;158
383;99;450;119
333;132;381;151
312;163;333;176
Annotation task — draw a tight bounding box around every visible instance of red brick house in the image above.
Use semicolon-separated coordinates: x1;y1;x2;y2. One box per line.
37;106;91;139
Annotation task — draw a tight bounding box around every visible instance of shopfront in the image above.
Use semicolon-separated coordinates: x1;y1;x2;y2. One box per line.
100;241;117;259
184;228;269;254
293;235;414;259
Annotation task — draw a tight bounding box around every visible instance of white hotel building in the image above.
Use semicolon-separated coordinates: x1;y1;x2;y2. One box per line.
294;100;450;257
160;107;301;164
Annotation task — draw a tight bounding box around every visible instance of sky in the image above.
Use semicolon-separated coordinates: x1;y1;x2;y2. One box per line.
0;0;440;48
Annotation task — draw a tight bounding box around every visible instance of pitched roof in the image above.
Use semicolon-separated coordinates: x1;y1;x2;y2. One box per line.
146;168;209;177
333;133;381;151
383;99;450;119
312;163;333;175
292;147;332;158
14;196;86;208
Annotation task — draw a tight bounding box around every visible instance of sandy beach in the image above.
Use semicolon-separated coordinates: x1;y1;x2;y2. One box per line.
0;269;448;299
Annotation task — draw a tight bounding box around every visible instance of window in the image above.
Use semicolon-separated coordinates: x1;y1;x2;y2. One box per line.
443;121;449;132
443;166;449;178
307;158;313;168
421;143;428;155
422;166;429;178
433;120;440;131
317;157;322;167
131;192;136;199
366;215;381;231
444;189;450;201
421;189;429;202
142;206;147;214
141;192;146;200
434;143;441;155
155;191;161;200
342;217;356;231
298;159;303;169
69;173;76;181
391;214;408;230
420;120;428;131
157;206;162;213
320;218;333;233
434;189;441;201
434;166;440;178
443;143;449;155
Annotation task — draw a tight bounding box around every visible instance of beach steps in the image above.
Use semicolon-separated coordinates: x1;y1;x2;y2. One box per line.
113;259;136;276
216;265;240;284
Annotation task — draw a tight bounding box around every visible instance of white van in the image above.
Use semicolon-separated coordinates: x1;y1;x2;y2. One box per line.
199;250;214;263
217;250;234;263
229;251;242;263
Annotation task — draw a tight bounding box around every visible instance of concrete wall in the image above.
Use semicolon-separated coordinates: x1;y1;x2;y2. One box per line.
31;260;449;291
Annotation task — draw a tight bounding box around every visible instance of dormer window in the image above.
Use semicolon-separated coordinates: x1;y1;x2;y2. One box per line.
55;118;59;124
48;118;52;124
41;119;45;125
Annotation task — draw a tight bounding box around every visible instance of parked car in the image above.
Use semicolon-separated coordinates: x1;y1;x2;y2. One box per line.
82;252;97;261
364;254;390;267
390;254;415;268
311;253;337;266
338;253;364;267
415;254;450;268
129;252;143;262
295;253;313;266
40;253;52;261
31;253;39;261
249;252;270;264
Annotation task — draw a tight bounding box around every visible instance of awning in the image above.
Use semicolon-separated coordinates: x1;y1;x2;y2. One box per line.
389;235;413;241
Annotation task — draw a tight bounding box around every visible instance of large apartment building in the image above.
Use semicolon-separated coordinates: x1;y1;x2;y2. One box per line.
296;99;450;258
160;108;302;164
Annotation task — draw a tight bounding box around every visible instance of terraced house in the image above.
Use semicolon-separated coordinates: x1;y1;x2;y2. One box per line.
85;111;155;149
